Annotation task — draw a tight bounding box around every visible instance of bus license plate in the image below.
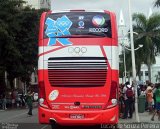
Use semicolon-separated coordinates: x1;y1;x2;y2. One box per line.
70;114;84;119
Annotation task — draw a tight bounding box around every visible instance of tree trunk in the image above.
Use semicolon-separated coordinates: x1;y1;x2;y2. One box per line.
148;64;152;82
138;72;141;81
137;65;141;81
0;69;6;94
9;78;14;90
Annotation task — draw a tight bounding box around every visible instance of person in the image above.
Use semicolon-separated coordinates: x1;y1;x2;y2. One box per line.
151;83;160;121
119;84;125;118
122;82;134;119
26;90;34;116
11;90;16;108
20;93;25;107
16;94;21;107
146;87;153;112
2;94;7;110
152;84;157;109
140;86;146;96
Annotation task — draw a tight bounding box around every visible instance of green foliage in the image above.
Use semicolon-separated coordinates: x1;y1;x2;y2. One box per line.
0;0;46;89
131;12;160;81
120;12;160;81
154;0;160;7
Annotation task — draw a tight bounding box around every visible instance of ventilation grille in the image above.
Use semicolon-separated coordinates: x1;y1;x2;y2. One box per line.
48;57;107;87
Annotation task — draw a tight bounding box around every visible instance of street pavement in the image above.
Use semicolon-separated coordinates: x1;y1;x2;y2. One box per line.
120;111;160;123
0;106;160;129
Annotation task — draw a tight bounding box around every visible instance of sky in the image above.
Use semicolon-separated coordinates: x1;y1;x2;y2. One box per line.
52;0;160;27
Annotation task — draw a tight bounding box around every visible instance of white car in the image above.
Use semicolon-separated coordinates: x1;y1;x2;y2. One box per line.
33;93;38;101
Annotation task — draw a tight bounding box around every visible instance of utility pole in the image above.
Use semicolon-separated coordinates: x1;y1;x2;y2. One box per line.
119;10;127;83
128;0;140;122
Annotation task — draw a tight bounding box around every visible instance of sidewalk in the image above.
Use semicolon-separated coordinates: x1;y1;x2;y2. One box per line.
119;111;160;123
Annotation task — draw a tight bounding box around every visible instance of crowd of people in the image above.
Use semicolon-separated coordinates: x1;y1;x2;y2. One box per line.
119;81;160;121
0;90;26;110
0;89;34;116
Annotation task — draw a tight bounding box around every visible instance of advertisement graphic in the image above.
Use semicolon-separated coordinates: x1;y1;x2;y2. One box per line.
92;15;105;27
45;15;73;46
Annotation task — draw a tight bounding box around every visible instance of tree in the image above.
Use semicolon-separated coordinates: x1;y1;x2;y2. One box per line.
0;0;25;89
0;0;47;90
132;13;160;81
154;0;160;7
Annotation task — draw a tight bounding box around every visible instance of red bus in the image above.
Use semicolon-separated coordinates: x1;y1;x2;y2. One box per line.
38;10;119;128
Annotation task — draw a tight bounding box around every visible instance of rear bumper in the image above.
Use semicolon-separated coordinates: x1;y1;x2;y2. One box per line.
38;106;119;126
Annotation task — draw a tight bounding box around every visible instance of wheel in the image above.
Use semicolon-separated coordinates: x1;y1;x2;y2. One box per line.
51;123;62;129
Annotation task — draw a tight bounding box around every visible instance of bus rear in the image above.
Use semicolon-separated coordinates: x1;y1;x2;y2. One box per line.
38;10;119;127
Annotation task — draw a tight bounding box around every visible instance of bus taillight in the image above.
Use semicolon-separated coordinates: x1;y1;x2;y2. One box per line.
110;81;117;99
39;81;49;109
104;81;118;109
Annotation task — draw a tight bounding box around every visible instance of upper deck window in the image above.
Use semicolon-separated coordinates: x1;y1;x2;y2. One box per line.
44;12;112;38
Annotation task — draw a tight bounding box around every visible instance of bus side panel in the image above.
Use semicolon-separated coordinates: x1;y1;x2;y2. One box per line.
39;12;47;46
110;12;118;42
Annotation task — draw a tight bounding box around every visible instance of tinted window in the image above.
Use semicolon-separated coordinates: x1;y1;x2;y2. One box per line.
44;12;112;38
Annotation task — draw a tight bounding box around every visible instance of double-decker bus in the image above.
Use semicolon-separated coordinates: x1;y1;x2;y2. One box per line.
38;10;119;128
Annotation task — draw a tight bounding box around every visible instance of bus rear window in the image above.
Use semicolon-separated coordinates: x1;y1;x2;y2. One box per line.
44;12;112;38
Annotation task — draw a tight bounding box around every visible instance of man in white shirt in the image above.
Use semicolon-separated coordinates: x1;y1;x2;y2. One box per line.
122;82;134;119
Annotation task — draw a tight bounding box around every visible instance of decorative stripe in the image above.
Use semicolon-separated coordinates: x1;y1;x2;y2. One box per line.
103;46;119;70
38;46;119;70
38;46;66;57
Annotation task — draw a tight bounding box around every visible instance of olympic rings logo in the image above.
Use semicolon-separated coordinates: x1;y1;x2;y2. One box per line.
68;47;87;55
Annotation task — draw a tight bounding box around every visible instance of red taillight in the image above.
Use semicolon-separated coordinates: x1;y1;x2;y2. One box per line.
110;81;117;99
104;81;118;109
39;81;46;99
38;81;49;109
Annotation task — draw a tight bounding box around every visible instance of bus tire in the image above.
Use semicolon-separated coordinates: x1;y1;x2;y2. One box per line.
51;123;61;129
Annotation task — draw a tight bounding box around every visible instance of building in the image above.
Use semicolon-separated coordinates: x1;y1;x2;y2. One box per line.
141;57;160;84
24;0;51;9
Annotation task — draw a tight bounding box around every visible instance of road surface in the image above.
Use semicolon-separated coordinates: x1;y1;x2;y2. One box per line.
0;108;105;129
0;108;159;129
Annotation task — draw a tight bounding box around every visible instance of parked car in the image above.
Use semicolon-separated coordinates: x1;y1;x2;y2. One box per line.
33;93;38;101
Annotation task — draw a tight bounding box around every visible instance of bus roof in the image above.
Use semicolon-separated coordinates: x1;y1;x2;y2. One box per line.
50;9;111;14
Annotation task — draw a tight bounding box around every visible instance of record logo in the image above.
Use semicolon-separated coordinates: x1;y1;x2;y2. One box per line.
92;15;105;27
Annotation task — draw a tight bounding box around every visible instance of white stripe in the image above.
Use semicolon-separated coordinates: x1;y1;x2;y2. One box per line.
51;10;104;13
48;60;106;62
43;46;103;60
38;46;61;70
48;68;107;70
39;47;43;55
39;46;61;55
38;46;103;70
39;46;103;70
38;56;44;70
38;46;119;70
103;46;119;70
51;10;70;13
84;10;104;12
